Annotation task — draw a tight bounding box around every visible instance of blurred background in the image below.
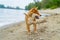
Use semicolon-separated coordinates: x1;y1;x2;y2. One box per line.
0;0;60;10
0;0;60;27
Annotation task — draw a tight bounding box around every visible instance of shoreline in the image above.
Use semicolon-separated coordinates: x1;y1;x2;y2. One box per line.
0;21;25;30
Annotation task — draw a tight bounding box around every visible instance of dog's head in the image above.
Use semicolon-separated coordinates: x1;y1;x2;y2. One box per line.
32;14;40;19
30;7;41;19
35;16;39;19
30;7;41;16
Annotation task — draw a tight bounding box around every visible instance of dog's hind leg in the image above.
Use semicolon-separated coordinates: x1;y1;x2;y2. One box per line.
25;14;31;34
26;24;31;34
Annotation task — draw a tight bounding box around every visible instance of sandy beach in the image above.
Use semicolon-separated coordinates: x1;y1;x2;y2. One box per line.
0;8;60;40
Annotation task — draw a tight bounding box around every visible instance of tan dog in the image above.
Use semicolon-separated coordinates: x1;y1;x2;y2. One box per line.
24;8;41;34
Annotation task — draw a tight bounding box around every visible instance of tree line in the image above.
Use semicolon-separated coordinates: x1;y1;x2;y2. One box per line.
0;4;23;10
25;0;60;10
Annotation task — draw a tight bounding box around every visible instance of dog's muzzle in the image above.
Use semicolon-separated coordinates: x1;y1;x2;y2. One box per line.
35;16;39;19
40;15;41;16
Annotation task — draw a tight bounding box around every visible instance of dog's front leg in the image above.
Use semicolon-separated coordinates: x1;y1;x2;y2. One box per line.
33;19;37;33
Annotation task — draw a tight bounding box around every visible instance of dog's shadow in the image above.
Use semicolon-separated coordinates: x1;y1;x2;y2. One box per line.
23;26;48;35
19;26;48;40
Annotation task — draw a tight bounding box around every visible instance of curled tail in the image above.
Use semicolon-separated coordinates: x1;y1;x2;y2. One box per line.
24;13;27;16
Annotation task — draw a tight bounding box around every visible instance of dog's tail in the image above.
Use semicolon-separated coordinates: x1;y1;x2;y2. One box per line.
24;13;27;16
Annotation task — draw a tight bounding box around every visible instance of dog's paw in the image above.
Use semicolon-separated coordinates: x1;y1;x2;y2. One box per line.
28;32;31;35
34;31;38;33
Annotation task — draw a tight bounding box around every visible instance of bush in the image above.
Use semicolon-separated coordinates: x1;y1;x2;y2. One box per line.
25;0;60;10
50;5;58;9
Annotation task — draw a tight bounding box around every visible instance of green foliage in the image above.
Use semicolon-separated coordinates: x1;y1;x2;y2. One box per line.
25;0;60;10
41;0;60;9
50;5;57;9
25;3;36;10
25;2;41;10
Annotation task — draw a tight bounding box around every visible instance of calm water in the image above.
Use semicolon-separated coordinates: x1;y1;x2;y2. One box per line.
0;8;50;27
0;8;27;27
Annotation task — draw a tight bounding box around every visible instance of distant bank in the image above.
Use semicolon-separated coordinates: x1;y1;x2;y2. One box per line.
0;8;25;10
0;4;25;10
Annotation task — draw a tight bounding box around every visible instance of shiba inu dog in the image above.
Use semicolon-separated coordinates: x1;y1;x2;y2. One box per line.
24;7;41;34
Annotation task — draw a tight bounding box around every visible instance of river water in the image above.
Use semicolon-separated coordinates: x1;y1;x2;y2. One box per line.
0;8;50;27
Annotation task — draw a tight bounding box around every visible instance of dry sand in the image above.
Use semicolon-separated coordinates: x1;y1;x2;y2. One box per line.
0;8;60;40
40;8;60;15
